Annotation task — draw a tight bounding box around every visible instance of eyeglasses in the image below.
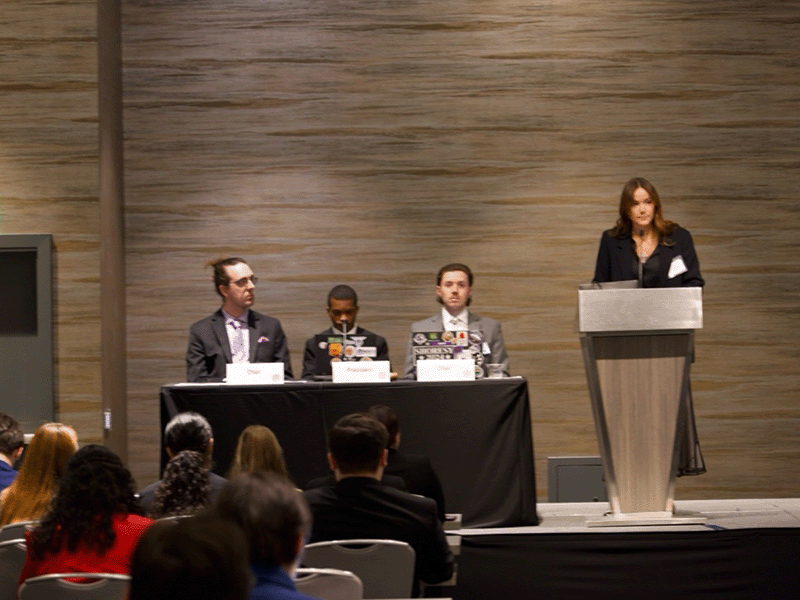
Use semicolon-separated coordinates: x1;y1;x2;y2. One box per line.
228;276;258;287
330;308;357;317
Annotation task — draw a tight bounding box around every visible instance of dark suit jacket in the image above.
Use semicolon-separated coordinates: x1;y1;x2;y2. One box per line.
403;311;509;378
138;471;227;514
186;308;292;382
303;477;454;587
386;448;446;522
303;473;407;492
593;226;705;288
302;326;389;379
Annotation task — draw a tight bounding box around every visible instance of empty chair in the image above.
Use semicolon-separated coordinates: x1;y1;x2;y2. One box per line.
303;540;415;599
0;521;37;542
17;573;130;600
0;540;27;600
294;568;363;600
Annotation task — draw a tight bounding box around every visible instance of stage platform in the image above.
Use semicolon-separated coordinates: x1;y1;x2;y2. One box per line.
451;499;800;600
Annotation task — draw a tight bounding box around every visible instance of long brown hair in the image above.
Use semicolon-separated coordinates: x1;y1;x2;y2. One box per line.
228;425;288;478
0;423;78;526
610;177;677;243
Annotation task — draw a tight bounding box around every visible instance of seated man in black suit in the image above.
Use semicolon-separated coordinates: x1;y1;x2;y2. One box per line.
138;412;227;513
186;256;292;382
301;284;389;379
303;414;454;594
366;405;446;521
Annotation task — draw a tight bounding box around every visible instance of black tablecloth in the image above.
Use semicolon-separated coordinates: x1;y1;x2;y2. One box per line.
160;378;538;527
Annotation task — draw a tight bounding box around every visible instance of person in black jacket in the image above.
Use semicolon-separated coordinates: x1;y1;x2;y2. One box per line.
592;177;706;475
366;404;446;521
303;414;454;593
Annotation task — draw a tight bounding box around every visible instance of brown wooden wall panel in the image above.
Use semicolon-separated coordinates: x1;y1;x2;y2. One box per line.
0;1;101;442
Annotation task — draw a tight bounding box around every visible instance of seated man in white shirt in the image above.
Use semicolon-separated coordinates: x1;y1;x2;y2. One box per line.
403;263;508;379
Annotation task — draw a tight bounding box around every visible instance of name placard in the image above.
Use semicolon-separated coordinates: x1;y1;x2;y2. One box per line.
226;362;284;385
331;360;391;383
416;359;476;382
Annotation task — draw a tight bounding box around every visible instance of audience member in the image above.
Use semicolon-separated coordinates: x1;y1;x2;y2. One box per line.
213;471;317;600
139;412;226;513
229;425;289;479
0;423;78;526
148;450;212;519
303;414;454;593
365;405;446;521
130;514;253;600
301;284;390;379
18;444;154;586
0;412;24;492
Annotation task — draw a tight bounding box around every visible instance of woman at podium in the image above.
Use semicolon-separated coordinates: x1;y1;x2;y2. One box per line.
592;177;706;475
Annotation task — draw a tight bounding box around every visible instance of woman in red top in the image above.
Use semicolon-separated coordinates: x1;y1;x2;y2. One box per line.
18;444;154;589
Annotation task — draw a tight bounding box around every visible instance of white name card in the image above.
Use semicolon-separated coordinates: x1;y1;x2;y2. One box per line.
226;362;285;385
331;360;391;383
416;359;476;382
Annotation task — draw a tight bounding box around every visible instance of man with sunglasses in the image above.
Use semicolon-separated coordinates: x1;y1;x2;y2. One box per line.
186;257;292;382
301;284;389;379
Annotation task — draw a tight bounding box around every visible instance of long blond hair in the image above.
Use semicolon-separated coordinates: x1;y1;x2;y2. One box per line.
0;423;78;526
228;425;288;478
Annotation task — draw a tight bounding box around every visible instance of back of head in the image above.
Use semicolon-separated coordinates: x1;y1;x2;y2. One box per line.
0;422;78;526
130;515;252;600
230;425;287;478
164;412;213;457
365;405;399;448
0;412;24;456
30;444;141;558
213;471;311;568
149;450;211;519
327;413;389;474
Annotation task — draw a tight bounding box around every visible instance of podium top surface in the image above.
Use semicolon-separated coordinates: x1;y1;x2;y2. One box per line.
578;287;702;333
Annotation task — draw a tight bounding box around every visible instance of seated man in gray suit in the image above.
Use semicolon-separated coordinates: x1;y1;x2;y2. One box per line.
403;262;508;378
186;256;292;382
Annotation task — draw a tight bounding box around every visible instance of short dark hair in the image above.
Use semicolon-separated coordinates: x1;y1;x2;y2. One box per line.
327;413;388;474
327;284;358;306
207;257;248;298
164;412;213;456
213;472;311;568
436;263;473;286
365;405;399;448
129;515;252;600
0;412;24;456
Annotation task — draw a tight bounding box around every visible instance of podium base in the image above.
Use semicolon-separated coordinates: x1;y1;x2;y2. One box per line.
586;511;706;527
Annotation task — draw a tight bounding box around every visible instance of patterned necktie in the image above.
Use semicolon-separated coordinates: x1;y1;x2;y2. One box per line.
230;319;247;363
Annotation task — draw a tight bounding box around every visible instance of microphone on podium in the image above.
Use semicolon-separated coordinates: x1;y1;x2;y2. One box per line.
638;228;645;288
340;318;348;360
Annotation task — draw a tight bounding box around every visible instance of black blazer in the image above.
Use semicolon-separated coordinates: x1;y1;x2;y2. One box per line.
593;226;704;288
186;308;293;382
303;477;454;587
385;448;446;522
302;326;389;379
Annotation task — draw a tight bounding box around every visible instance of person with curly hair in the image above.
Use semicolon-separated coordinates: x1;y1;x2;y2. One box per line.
0;422;78;526
0;412;25;491
228;425;289;479
17;444;154;587
148;450;212;519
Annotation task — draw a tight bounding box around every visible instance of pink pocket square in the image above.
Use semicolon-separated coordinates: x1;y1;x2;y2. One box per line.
258;336;270;343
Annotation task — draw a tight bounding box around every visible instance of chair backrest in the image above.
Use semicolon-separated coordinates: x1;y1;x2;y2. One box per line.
0;540;27;600
294;567;363;600
303;539;415;599
0;521;37;542
17;573;131;600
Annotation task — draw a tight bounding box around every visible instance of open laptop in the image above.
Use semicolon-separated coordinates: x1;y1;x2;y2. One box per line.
312;333;380;377
410;330;487;375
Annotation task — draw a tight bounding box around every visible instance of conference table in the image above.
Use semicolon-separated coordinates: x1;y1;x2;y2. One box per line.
160;377;538;528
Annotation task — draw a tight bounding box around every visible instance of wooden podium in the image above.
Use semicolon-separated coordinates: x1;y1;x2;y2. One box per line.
578;286;704;526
